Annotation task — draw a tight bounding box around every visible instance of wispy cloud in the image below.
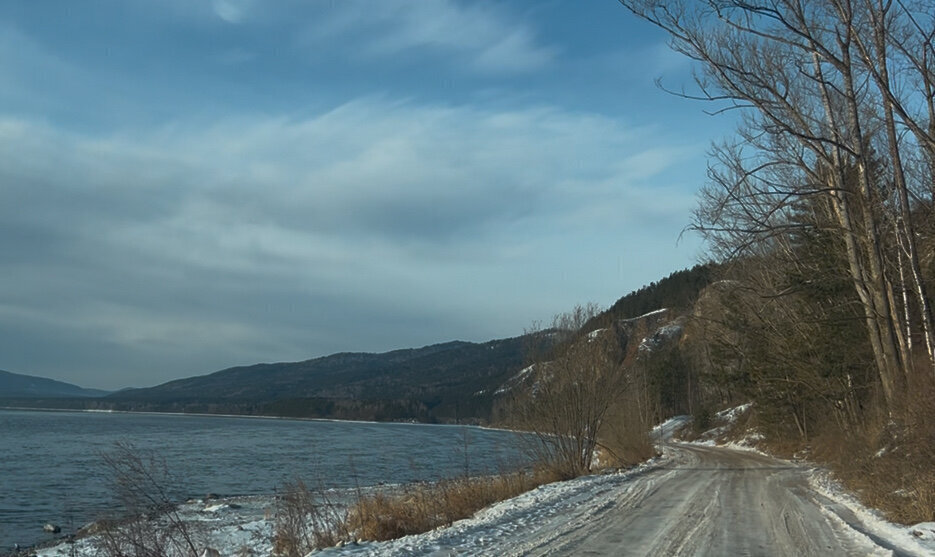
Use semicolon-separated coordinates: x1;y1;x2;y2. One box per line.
212;0;254;24
0;98;698;386
304;0;557;73
0;1;715;390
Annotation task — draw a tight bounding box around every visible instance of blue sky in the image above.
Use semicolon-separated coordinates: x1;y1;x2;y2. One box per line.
0;1;732;389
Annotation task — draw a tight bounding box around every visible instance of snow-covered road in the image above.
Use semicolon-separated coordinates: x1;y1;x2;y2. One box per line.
499;443;903;556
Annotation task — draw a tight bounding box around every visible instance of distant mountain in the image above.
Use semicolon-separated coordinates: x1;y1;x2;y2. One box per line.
106;337;530;423
0;369;110;398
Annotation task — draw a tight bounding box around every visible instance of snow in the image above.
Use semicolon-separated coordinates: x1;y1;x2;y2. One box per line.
315;458;664;557
620;308;669;322
687;402;756;445
637;323;683;353
650;404;754;445
715;402;752;422
587;328;606;340
34;496;277;557
651;415;690;441
912;524;935;544
34;461;665;557
494;364;535;395
685;402;935;555
808;468;935;556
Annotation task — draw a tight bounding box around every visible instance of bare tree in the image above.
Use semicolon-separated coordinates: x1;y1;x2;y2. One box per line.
512;305;631;478
620;0;935;411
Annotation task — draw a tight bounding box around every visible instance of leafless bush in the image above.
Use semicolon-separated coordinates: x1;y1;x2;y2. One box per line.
600;400;656;467
271;478;350;556
95;441;203;557
512;305;635;478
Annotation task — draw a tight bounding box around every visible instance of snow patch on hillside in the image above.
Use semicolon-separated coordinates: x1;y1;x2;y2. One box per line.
717;402;752;422
620;308;669;322
586;328;606;340
687;402;770;456
494;364;535;395
651;415;690;441
638;323;683;353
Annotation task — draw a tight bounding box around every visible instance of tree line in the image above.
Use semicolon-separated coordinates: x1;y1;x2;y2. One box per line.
621;0;935;420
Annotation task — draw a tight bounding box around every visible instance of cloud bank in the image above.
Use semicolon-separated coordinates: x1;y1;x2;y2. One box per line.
0;98;697;388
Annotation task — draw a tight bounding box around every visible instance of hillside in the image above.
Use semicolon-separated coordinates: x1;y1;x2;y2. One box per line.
580;263;714;335
104;337;529;423
0;369;109;398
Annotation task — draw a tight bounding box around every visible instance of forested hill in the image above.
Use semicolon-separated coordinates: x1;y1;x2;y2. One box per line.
584;264;714;332
101;337;529;423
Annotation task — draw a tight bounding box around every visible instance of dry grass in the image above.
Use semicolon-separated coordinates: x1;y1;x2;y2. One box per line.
269;466;564;552
348;468;561;542
803;424;935;525
826;391;935;525
271;478;350;556
754;375;935;526
599;404;657;467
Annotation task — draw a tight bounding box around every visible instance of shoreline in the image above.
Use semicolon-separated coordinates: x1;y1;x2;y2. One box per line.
0;405;517;433
25;458;666;557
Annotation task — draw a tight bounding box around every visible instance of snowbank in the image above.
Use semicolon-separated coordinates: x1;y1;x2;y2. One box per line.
808;469;935;556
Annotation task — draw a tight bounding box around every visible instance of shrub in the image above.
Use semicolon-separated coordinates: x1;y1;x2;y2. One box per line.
692;407;712;434
95;441;203;557
271;478;350;556
347;468;559;542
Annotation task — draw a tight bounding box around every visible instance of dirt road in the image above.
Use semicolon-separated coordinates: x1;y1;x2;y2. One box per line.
501;443;908;556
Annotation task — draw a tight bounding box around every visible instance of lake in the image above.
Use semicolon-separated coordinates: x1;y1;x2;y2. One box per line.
0;409;526;552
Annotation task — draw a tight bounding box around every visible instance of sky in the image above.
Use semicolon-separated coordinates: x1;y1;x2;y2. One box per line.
0;1;733;390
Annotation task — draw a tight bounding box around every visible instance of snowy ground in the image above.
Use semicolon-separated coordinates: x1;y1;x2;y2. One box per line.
33;495;278;557
808;467;935;555
33;409;935;556
650;414;690;442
